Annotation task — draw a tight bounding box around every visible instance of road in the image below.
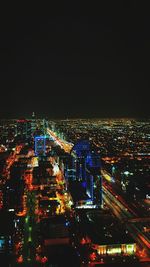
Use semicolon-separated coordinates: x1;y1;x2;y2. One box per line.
102;182;150;261
47;128;73;153
21;190;38;265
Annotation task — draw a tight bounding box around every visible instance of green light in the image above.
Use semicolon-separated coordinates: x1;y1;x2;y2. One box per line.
126;244;135;254
28;235;32;242
25;217;29;223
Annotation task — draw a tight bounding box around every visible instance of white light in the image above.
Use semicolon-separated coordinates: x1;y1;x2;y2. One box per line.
76;205;97;209
124;171;130;175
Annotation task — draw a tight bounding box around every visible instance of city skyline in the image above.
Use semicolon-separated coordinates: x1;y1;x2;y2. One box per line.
0;3;149;119
0;118;150;266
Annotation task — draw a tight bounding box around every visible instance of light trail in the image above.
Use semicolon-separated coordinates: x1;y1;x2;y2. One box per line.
47;128;73;153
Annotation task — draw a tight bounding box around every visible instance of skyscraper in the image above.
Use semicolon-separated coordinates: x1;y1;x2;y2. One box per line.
34;136;46;157
31;112;36;136
71;140;102;207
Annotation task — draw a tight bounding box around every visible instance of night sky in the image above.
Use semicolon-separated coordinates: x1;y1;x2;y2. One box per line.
0;2;149;119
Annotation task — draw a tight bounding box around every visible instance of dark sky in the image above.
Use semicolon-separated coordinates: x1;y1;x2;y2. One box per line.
0;2;149;119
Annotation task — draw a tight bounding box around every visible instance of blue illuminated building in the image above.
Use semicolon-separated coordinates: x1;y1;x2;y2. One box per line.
72;140;90;157
34;136;46;156
72;140;90;180
71;140;102;207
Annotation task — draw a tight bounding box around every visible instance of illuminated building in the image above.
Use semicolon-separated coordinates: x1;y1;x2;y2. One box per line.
72;140;90;181
34;136;46;157
71;140;102;207
77;211;137;264
31;111;36;135
86;151;102;207
92;243;136;256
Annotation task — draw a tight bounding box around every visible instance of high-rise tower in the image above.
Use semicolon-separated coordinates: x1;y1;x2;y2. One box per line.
34;136;46;157
31;112;36;135
71;140;102;207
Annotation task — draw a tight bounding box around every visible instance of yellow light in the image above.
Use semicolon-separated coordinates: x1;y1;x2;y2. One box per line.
126;244;136;254
107;247;121;254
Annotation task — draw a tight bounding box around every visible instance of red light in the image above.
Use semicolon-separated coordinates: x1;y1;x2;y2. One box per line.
89;252;97;261
17;255;23;263
80;236;91;244
36;254;41;262
41;256;48;264
80;238;86;245
17;119;27;123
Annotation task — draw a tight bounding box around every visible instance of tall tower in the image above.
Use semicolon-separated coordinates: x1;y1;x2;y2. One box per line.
34;136;46;157
71;140;90;181
86;151;102;207
31;112;36;135
71;140;102;207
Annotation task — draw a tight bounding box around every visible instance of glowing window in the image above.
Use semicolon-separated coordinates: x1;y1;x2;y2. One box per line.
107;247;121;254
126;244;135;254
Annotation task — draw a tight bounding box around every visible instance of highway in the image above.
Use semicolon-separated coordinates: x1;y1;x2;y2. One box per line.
102;181;150;261
47;128;73;153
15;190;38;266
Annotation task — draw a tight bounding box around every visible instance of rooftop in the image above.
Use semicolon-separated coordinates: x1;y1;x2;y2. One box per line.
83;211;134;245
